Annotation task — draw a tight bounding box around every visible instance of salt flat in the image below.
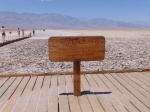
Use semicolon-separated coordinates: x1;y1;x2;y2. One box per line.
0;29;150;74
29;30;79;39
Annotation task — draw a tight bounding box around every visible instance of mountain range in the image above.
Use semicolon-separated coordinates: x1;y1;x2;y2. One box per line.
0;11;150;29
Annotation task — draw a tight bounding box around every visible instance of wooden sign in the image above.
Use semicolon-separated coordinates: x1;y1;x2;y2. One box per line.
49;36;105;61
48;36;105;96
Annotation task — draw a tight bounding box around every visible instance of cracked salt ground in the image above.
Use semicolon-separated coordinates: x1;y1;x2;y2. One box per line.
0;30;150;74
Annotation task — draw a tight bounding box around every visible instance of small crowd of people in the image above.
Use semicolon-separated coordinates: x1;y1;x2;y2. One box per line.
1;26;35;42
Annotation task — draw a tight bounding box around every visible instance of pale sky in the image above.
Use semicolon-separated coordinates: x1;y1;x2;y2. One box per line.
0;0;150;22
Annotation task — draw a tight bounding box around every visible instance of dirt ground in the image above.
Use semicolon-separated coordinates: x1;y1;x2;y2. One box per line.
0;29;150;74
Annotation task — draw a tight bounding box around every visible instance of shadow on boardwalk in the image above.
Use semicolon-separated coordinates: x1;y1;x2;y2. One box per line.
60;91;112;95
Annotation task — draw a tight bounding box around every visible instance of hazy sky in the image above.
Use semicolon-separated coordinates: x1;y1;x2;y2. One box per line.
0;0;150;22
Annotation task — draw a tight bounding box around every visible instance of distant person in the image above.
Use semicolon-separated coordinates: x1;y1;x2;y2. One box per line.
1;26;6;42
9;31;12;40
22;29;24;37
9;31;12;36
17;28;20;38
33;29;35;36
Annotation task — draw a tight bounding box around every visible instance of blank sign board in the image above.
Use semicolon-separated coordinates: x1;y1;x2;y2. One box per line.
49;36;105;61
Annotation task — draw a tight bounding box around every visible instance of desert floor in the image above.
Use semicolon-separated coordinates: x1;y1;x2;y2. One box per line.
0;29;150;74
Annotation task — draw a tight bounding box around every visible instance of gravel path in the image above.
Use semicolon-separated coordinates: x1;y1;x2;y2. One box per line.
0;30;150;74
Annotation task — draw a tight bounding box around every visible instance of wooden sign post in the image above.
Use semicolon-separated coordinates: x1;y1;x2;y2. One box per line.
49;36;105;96
74;60;81;96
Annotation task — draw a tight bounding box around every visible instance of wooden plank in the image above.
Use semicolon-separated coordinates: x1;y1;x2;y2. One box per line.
58;75;70;112
105;73;149;112
81;76;115;112
86;74;126;112
132;72;150;86
119;73;150;99
86;74;128;112
109;73;150;111
94;74;139;112
143;72;150;78
65;75;82;112
77;76;93;112
24;76;44;112
36;76;51;112
74;61;81;96
49;36;105;61
1;77;30;112
0;77;9;88
0;77;16;98
125;73;150;93
115;73;150;107
48;75;58;112
0;36;30;47
81;74;105;112
0;77;22;110
13;76;37;112
138;72;150;82
140;72;150;81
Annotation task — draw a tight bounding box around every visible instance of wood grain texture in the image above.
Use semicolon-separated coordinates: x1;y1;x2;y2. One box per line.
1;72;150;112
49;36;105;61
74;61;81;96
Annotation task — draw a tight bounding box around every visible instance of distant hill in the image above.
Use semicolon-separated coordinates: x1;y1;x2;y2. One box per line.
0;11;150;29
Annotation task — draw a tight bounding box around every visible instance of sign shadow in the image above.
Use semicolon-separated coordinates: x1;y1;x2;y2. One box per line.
59;90;112;96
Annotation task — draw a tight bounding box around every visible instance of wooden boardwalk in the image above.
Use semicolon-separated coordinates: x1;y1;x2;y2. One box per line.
0;36;30;47
0;72;150;112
